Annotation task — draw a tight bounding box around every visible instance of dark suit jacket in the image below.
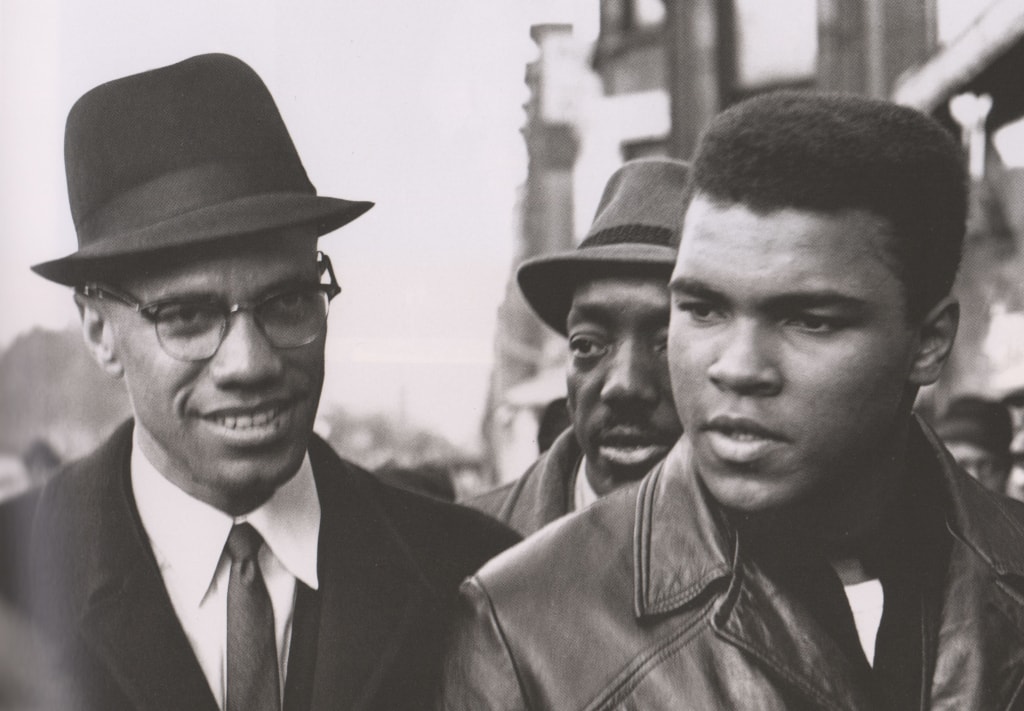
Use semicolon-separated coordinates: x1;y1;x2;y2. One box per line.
26;420;519;711
466;428;581;537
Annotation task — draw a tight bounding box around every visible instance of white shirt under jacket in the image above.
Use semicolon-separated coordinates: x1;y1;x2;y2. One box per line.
131;437;321;709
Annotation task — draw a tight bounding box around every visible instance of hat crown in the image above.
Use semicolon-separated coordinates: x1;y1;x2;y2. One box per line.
34;53;373;286
581;157;691;249
65;53;312;241
515;157;689;335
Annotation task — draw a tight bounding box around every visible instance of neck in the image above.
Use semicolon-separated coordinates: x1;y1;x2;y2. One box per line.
734;415;913;561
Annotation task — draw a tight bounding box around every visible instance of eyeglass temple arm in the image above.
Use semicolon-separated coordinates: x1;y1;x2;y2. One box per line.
317;252;342;299
76;283;143;311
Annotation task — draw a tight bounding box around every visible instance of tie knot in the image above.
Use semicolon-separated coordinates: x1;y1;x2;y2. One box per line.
225;522;264;563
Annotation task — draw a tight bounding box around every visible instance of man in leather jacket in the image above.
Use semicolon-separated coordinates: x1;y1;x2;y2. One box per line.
438;92;1024;710
469;158;686;536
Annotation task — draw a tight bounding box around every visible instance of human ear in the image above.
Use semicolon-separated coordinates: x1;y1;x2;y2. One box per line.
75;294;124;379
908;296;959;386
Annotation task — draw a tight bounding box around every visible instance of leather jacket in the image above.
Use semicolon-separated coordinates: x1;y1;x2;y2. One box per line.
438;419;1024;710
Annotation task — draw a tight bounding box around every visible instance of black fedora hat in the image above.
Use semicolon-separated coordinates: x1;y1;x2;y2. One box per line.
32;53;373;286
517;157;690;335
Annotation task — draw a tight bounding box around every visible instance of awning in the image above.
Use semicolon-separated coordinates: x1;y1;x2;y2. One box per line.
893;0;1024;119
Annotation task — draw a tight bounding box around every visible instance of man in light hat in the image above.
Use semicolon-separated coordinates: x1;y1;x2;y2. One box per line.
469;158;686;536
438;92;1024;710
21;53;517;711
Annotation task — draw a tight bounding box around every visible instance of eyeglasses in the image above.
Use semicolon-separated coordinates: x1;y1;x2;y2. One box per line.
78;251;341;362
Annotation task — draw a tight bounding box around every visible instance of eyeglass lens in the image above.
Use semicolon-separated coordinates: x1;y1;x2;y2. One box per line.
155;287;331;361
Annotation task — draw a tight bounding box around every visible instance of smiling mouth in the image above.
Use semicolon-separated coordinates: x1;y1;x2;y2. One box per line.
212;407;281;430
202;402;296;441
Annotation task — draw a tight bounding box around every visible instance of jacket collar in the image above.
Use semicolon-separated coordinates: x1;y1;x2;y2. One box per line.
46;421;437;711
500;428;581;534
634;417;1024;616
633;417;1024;709
632;438;733;618
916;416;1024;578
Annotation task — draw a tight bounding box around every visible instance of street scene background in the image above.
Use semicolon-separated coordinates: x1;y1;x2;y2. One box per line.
2;0;1023;499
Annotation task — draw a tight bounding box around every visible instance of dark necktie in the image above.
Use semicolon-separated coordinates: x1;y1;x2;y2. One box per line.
225;523;281;711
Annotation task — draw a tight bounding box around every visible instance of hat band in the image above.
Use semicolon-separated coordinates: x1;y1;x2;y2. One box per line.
581;224;675;249
76;160;315;247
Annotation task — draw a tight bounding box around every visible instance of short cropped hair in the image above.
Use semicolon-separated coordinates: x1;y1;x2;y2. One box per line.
689;91;968;320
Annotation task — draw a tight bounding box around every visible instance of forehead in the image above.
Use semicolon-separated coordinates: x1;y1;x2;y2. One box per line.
568;275;670;324
119;230;320;296
673;196;902;304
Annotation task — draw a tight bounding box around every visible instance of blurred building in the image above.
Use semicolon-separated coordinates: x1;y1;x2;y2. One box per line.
483;0;1024;481
483;25;585;483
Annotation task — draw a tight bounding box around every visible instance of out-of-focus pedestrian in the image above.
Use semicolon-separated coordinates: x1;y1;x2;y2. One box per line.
933;395;1012;494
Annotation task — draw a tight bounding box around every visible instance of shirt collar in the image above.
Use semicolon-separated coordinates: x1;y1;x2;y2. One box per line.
131;437;321;607
573;456;601;511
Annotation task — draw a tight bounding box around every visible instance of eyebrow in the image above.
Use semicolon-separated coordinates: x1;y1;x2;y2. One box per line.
142;274;317;305
668;277;869;311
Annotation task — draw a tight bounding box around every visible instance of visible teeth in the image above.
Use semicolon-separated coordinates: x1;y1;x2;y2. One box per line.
216;408;278;429
599;444;665;466
720;428;766;441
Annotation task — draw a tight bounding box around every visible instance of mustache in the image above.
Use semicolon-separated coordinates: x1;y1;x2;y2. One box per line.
595;415;680;445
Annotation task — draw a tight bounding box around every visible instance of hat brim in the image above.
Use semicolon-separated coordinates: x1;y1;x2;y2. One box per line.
517;243;677;336
32;193;373;286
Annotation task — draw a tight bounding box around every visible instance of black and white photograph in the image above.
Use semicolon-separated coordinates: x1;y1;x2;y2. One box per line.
3;0;1024;708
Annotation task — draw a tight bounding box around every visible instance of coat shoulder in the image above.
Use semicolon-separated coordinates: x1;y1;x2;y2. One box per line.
475;478;640;613
308;435;521;591
463;479;518;521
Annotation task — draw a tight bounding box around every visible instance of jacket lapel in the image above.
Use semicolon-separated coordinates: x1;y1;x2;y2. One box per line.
922;421;1024;710
507;428;579;533
306;443;435;711
55;422;218;711
711;557;876;711
78;564;220;711
634;442;875;710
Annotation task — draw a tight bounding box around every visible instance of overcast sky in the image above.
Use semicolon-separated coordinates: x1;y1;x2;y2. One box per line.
0;0;599;449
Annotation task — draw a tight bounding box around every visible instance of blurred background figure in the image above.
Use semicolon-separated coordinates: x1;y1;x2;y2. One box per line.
1006;429;1024;502
934;395;1013;494
536;397;570;454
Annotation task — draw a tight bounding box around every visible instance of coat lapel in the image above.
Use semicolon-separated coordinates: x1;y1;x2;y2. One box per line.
929;540;1024;710
78;564;220;711
711;557;876;711
46;422;218;711
924;421;1024;710
634;442;875;710
306;445;435;711
507;428;579;533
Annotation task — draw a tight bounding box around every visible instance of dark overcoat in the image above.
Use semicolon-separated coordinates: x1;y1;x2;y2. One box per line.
27;420;519;711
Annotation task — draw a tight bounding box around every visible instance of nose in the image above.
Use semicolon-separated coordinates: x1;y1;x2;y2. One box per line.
600;338;659;405
706;320;781;397
208;312;284;387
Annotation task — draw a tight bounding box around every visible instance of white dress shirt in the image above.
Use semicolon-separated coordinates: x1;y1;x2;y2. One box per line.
573;457;601;512
131;439;321;709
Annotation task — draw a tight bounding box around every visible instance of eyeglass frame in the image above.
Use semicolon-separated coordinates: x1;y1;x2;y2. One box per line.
76;250;342;361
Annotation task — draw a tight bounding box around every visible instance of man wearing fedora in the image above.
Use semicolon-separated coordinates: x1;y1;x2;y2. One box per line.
22;53;518;711
439;93;1024;709
469;159;686;536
